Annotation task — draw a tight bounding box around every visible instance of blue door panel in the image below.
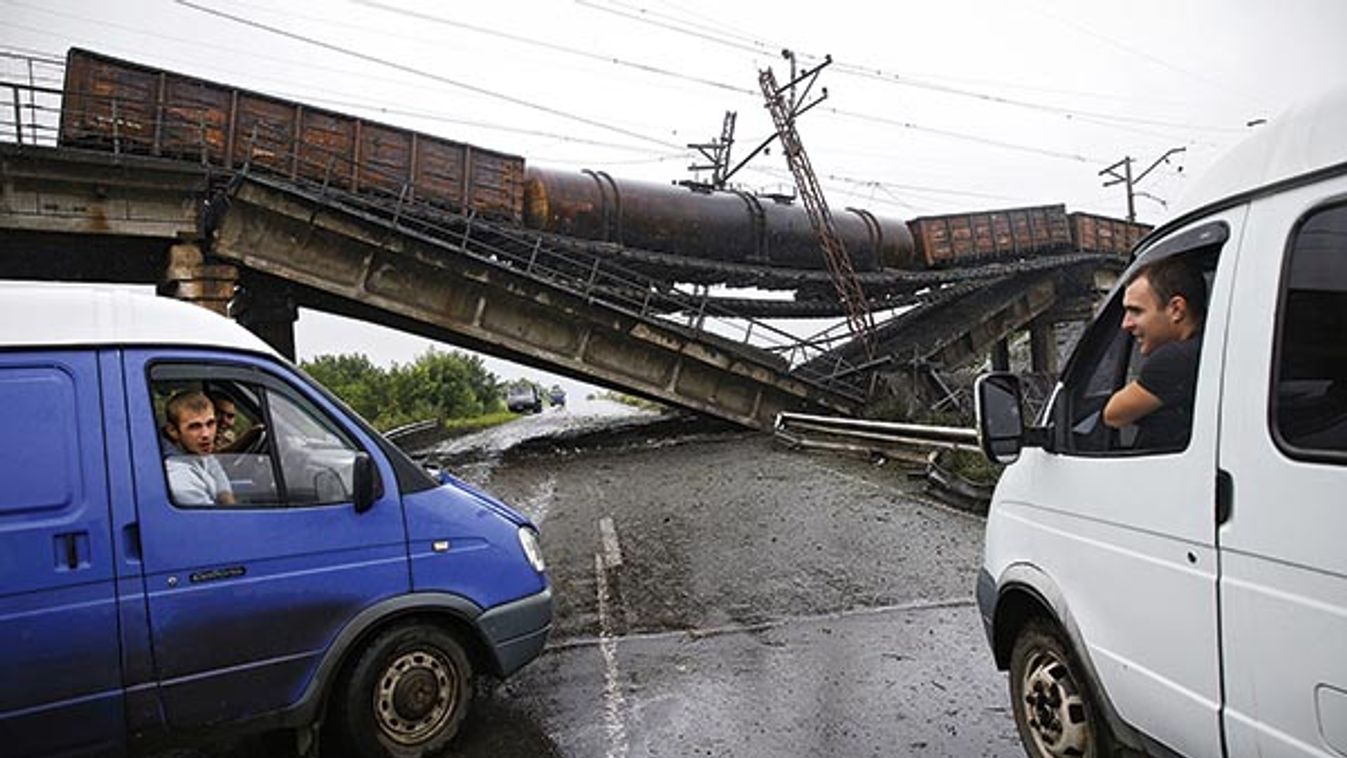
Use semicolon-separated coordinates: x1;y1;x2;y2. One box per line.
122;349;410;730
0;583;121;712
0;352;123;757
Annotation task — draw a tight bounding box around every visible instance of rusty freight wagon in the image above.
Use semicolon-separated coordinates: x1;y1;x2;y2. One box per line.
1068;211;1152;255
58;48;525;223
906;204;1073;267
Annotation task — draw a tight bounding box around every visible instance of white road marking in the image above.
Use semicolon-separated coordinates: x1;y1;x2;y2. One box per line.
599;515;623;569
594;552;630;758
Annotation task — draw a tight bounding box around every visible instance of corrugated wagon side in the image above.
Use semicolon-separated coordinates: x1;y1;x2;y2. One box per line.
58;48;525;223
906;204;1072;268
1067;212;1152;255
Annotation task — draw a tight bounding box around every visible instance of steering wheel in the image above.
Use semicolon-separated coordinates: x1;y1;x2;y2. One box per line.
239;425;269;455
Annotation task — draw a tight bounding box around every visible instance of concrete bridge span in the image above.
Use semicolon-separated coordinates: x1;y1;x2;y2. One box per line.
0;144;863;428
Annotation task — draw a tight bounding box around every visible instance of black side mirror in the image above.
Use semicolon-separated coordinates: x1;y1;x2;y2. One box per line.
975;373;1027;464
353;452;377;513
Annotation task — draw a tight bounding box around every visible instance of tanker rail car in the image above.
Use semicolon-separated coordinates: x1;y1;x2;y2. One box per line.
55;47;1149;278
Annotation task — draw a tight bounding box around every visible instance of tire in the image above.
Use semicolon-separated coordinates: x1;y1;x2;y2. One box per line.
329;624;474;758
1008;618;1114;758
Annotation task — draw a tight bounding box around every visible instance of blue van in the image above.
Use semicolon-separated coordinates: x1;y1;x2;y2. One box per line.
0;283;551;757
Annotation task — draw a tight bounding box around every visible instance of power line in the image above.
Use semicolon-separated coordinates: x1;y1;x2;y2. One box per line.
1023;0;1262;109
172;0;687;150
0;10;683;158
352;0;756;97
355;1;1138;164
824;106;1103;163
576;0;1248;138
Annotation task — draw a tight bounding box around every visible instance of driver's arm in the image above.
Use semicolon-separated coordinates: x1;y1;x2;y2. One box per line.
1103;380;1163;428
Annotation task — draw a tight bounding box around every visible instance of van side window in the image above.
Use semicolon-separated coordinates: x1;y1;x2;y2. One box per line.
1060;245;1220;456
1272;203;1347;460
152;369;364;507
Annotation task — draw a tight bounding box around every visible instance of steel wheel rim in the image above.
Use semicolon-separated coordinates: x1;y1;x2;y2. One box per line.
373;648;458;745
1019;649;1091;758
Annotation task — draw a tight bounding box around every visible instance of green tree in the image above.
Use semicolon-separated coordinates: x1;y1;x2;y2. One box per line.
300;353;388;422
301;348;503;430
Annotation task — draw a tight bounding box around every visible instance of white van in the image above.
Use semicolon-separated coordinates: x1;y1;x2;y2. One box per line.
974;87;1347;757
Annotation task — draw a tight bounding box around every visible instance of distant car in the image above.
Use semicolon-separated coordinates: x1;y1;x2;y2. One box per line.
548;385;566;408
507;384;542;414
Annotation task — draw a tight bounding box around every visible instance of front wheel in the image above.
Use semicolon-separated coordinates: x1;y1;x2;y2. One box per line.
1008;618;1114;758
330;624;474;758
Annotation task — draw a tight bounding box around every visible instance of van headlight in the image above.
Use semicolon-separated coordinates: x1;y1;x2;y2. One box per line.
517;527;546;572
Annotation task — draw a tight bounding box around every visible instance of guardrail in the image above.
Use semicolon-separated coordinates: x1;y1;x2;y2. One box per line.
773;411;978;460
773;411;994;509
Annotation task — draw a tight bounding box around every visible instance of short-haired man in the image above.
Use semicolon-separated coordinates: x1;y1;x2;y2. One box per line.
163;390;236;506
1103;257;1207;450
207;390;239;449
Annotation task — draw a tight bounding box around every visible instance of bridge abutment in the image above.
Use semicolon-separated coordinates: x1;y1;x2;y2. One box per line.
159;243;237;317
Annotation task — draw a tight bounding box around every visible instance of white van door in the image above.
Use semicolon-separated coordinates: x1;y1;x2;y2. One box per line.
1217;180;1347;757
1010;211;1244;757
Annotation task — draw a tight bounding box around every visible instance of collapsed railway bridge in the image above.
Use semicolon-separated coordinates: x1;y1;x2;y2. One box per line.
0;49;1133;429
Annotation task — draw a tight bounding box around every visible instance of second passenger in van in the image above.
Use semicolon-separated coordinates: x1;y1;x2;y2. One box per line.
1103;258;1208;450
208;389;265;454
163;390;237;506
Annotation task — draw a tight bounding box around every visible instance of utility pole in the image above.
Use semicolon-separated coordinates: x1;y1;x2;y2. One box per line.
684;110;737;190
759;52;875;358
1100;147;1186;222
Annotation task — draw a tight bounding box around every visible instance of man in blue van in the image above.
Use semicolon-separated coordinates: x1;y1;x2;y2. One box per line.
1103;257;1207;450
163;390;237;506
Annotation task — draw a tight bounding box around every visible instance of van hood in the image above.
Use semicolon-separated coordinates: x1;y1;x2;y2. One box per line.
436;470;530;527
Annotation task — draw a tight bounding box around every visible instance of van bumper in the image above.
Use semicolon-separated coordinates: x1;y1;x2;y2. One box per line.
478;585;553;677
975;568;997;649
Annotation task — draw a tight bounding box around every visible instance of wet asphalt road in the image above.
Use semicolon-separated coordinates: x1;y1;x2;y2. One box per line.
194;403;1023;758
431;403;1023;758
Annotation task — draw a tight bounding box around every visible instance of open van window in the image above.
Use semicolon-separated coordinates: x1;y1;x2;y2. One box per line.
152;366;367;508
1057;223;1226;456
1272;202;1347;461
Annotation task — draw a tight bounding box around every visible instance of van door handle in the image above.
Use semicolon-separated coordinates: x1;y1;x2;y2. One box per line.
123;523;142;563
55;531;89;571
1216;469;1234;525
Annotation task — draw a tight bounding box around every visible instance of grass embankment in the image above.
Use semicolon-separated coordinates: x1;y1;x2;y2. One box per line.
441;410;517;437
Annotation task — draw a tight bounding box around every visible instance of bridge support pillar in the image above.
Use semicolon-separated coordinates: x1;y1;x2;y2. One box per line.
233;280;298;360
159;243;237;317
991;338;1011;372
1030;317;1058;375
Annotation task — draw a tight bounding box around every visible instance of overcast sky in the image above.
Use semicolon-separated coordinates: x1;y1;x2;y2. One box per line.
4;0;1345;394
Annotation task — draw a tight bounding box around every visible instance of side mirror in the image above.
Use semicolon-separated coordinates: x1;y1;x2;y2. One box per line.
353;452;377;513
975;373;1027;464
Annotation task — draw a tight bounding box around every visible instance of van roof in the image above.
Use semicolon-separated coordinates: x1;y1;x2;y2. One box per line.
0;281;278;355
1172;84;1347;218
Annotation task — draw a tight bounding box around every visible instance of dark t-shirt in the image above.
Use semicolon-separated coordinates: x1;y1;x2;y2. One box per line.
1135;334;1202;450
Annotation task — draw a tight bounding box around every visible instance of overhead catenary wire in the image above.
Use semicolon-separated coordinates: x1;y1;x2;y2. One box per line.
351;0;757;97
574;0;1250;138
171;0;688;151
345;2;1168;164
0;36;679;158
